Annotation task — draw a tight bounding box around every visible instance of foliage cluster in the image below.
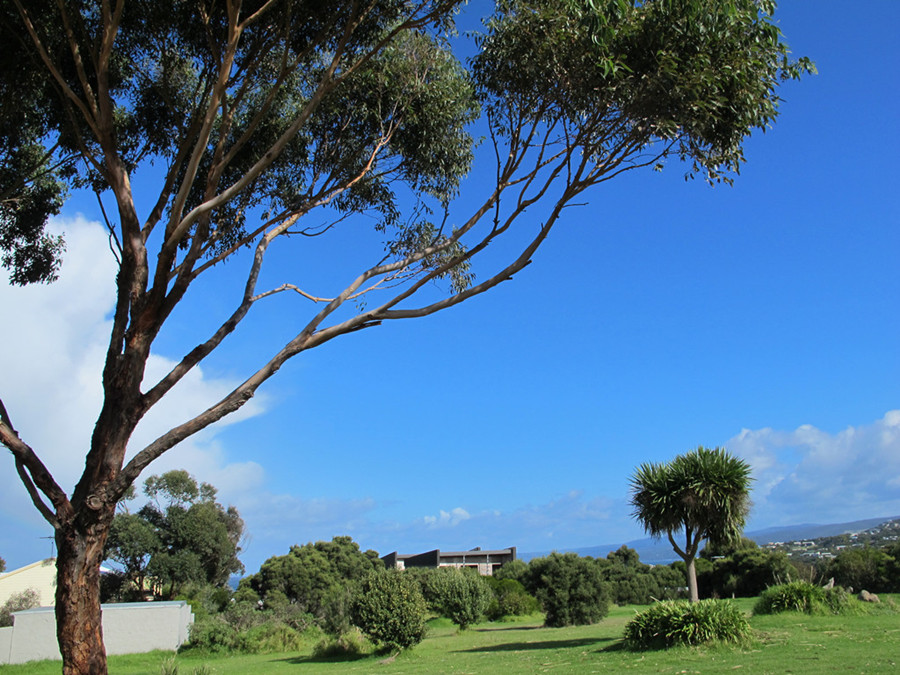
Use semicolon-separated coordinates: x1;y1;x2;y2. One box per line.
419;567;493;629
697;539;798;598
350;569;428;652
819;544;900;593
0;587;40;627
484;576;541;620
525;552;610;627
753;581;858;616
104;471;244;601
598;546;685;604
623;598;752;650
240;536;382;635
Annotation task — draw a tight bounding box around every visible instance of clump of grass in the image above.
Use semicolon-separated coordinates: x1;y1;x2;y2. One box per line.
623;599;751;650
754;581;861;616
311;628;371;658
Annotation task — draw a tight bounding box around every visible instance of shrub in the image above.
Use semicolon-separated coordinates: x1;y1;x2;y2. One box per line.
754;581;860;616
350;569;427;652
822;546;893;593
428;568;493;629
493;559;529;584
623;599;751;650
183;616;241;653
526;552;610;627
312;627;370;658
0;588;40;627
485;577;540;620
239;621;309;653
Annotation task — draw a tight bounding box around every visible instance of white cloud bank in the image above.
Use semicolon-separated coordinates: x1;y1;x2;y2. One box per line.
0;217;267;567
727;411;900;527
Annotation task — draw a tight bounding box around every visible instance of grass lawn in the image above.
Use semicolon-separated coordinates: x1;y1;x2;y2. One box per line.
2;597;897;674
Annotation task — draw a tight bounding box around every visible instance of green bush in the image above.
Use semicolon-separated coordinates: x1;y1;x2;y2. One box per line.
183;616;241;653
428;568;493;629
350;569;427;652
485;577;540;620
754;581;859;616
623;599;751;650
312;627;370;658
526;552;610;627
238;621;310;653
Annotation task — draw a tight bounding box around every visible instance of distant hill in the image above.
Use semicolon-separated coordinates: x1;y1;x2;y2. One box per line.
520;515;900;564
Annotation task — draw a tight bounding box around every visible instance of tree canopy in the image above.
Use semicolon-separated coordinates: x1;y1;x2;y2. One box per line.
630;446;753;601
0;0;809;671
104;470;244;599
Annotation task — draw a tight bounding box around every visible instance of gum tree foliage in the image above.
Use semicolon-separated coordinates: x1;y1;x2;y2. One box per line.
630;446;753;603
525;552;610;627
104;470;245;599
0;0;809;671
0;556;5;574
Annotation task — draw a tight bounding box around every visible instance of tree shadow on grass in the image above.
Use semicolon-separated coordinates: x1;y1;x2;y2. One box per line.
473;625;545;632
273;652;375;665
454;636;618;653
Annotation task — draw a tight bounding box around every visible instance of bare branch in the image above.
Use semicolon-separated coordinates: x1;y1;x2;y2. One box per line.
0;398;69;528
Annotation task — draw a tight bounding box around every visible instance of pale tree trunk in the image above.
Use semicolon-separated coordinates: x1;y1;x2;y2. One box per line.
685;555;699;603
669;529;702;603
54;518;111;675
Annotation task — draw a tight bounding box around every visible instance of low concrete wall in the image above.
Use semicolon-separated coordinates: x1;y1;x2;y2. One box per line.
0;601;193;666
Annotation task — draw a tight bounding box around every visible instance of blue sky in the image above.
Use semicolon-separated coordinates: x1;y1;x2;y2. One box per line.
1;1;898;574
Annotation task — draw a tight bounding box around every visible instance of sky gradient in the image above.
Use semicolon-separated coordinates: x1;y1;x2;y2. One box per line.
1;1;898;574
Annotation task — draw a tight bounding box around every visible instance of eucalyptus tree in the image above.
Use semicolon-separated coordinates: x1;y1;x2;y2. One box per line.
630;446;753;602
0;0;808;671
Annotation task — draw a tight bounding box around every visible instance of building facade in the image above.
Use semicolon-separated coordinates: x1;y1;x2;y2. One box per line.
382;547;516;576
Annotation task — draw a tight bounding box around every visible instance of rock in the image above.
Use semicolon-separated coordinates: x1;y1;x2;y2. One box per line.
858;590;880;603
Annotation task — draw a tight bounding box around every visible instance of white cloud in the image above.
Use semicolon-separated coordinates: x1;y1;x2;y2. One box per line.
727;411;900;527
0;216;268;568
423;507;471;528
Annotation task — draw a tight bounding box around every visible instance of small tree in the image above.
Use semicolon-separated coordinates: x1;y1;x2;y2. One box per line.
350;569;427;652
429;567;493;629
630;446;752;602
0;555;5;574
526;552;610;627
104;470;244;599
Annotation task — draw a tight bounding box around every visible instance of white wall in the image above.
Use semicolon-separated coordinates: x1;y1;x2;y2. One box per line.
0;601;194;666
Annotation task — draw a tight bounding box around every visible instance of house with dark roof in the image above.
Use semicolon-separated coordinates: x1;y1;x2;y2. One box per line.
381;547;516;576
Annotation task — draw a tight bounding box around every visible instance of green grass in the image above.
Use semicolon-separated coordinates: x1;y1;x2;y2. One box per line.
2;596;897;674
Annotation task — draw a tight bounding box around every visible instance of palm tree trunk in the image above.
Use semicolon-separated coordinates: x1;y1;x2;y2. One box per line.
685;555;699;603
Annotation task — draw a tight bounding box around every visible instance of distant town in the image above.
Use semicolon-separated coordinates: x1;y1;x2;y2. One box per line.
762;518;900;562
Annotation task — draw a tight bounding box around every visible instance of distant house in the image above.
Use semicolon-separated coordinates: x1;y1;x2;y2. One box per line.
382;547;516;576
0;559;57;607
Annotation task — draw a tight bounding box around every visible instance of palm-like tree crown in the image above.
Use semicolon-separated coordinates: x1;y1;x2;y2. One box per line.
630;446;752;549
